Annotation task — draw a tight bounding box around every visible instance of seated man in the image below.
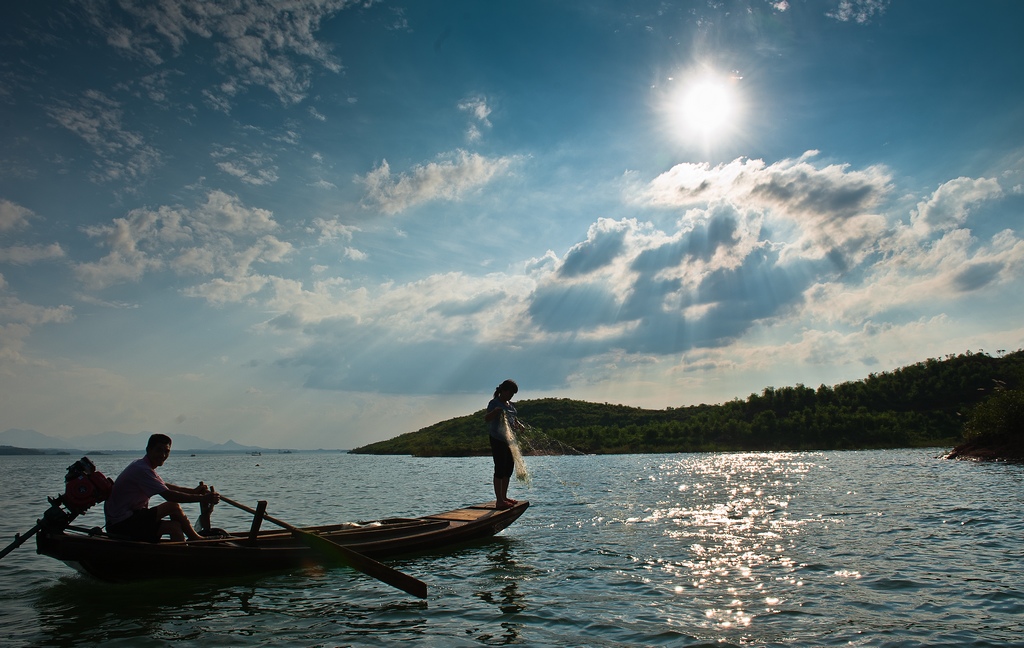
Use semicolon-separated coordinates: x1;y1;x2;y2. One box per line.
104;433;220;542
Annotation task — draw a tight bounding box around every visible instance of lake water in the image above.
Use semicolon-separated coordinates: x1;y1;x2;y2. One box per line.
1;449;1021;647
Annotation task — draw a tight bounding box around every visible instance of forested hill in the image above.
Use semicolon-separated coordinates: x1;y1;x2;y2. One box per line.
349;350;1024;456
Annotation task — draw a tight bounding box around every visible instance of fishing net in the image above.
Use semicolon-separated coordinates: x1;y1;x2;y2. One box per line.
508;416;587;457
499;413;531;484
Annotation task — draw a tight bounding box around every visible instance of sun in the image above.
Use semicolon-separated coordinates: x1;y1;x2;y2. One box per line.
665;70;742;144
681;79;734;134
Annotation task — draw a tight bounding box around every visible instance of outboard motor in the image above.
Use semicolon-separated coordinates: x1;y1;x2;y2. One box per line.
0;456;112;561
61;457;114;515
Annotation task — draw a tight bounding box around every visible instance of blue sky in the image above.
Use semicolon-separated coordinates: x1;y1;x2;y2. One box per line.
1;0;1022;450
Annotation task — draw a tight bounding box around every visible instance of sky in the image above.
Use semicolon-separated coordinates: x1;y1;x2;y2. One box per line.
1;0;1022;450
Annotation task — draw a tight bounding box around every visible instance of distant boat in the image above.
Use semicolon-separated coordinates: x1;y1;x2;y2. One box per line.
250;451;261;456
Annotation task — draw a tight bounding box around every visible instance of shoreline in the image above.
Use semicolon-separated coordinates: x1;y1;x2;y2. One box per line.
946;438;1024;462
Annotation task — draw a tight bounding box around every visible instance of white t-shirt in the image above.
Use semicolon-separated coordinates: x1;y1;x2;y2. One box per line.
103;456;169;526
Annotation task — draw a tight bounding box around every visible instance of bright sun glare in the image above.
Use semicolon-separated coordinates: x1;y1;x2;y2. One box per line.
669;71;741;143
683;80;732;132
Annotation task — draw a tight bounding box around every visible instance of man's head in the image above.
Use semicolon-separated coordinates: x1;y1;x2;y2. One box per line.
146;433;172;467
495;379;519;399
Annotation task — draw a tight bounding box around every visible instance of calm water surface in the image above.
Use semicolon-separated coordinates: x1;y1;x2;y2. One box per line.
1;450;1021;647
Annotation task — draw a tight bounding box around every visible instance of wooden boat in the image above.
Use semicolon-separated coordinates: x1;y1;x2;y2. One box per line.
35;500;529;583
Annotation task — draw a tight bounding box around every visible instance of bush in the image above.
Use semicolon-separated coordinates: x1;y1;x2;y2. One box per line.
964;389;1024;443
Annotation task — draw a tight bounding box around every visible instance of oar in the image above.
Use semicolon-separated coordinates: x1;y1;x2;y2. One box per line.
219;495;427;599
0;521;42;561
1;499;78;562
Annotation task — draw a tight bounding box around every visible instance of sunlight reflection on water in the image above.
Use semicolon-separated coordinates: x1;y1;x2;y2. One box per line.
617;453;818;633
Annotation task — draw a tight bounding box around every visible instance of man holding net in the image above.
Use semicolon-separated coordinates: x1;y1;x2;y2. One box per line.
485;379;521;509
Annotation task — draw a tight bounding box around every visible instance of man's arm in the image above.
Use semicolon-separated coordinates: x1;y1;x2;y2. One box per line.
162;483;219;504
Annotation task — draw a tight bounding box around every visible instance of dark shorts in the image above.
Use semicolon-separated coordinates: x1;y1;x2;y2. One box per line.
107;507;163;542
490;436;514;479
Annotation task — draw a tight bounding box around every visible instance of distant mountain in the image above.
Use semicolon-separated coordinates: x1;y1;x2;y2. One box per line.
0;429;61;449
0;428;268;453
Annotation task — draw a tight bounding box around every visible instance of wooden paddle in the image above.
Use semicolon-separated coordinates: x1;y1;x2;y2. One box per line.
219;494;427;599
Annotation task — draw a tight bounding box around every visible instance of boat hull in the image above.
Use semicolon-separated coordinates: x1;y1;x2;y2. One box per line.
36;500;528;583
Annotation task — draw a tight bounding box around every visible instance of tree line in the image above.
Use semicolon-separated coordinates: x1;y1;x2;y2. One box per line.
349;350;1024;456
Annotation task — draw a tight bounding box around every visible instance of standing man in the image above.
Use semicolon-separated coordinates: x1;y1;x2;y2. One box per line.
485;379;519;509
104;433;219;542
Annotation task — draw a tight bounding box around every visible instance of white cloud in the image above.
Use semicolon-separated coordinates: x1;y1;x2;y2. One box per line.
359;150;517;215
193;189;277;234
344;247;367;261
310;218;359;243
0;297;74;327
75;207;171;289
211;146;280;186
827;0;889;24
0;287;74;365
459;95;492;142
910;176;1003;235
225;235;294;279
202;88;234;114
45;90;162;183
805;222;1021;331
0;199;35;231
640;154;891;219
182;274;271;305
0;322;33;365
171;244;216;276
81;0;350;106
636;154;894;269
0;243;66;264
74;189;284;290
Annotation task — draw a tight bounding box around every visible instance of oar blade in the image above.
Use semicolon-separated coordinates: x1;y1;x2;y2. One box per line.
293;528;427;599
218;494;427;599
